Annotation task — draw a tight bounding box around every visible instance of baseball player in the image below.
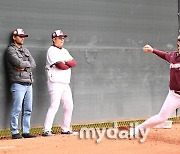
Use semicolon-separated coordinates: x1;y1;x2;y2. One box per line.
135;36;180;138
42;30;77;136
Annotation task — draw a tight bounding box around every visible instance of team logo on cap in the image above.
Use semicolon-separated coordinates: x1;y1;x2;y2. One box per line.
18;29;25;35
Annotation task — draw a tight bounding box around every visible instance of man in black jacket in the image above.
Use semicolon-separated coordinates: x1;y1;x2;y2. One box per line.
6;28;36;139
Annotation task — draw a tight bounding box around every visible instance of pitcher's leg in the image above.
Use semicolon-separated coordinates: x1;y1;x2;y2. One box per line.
139;90;180;129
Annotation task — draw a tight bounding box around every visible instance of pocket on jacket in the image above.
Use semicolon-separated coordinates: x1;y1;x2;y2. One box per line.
20;71;30;79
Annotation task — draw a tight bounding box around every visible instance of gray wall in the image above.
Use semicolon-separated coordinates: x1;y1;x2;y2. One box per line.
0;0;178;129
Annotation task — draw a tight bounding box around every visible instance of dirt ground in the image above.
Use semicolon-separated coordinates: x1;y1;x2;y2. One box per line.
0;123;180;154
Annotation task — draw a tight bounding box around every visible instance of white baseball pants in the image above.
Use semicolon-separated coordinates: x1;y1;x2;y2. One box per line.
139;90;180;129
44;81;73;132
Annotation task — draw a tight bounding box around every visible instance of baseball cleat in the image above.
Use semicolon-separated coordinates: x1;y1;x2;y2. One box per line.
42;131;55;137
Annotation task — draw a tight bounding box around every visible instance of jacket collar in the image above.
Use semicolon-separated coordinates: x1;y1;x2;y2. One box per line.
10;43;24;51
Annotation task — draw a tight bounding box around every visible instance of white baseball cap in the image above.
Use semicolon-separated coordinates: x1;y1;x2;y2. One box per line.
13;28;28;37
52;30;67;38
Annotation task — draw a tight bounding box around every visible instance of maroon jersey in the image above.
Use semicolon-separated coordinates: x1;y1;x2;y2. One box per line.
153;49;180;91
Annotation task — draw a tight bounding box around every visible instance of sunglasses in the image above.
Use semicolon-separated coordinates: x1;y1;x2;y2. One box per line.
178;39;180;42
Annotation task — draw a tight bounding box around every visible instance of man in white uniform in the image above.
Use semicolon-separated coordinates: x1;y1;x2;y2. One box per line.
42;30;77;136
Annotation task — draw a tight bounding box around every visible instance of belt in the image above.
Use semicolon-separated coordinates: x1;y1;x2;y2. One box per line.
174;91;180;95
16;82;32;86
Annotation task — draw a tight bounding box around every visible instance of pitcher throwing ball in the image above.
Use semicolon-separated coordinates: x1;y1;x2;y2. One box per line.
136;36;180;139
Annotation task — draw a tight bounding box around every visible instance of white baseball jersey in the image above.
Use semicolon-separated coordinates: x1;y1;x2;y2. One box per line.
45;46;73;83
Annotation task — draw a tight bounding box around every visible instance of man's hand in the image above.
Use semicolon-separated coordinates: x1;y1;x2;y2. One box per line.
143;44;153;53
65;59;77;68
15;67;25;71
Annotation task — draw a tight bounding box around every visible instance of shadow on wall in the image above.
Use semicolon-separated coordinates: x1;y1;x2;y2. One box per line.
2;33;13;128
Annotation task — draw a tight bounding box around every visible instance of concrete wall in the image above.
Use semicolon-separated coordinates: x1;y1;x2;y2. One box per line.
0;0;178;129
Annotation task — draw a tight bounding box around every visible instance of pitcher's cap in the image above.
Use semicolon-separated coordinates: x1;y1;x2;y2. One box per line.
13;28;28;37
52;30;67;38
